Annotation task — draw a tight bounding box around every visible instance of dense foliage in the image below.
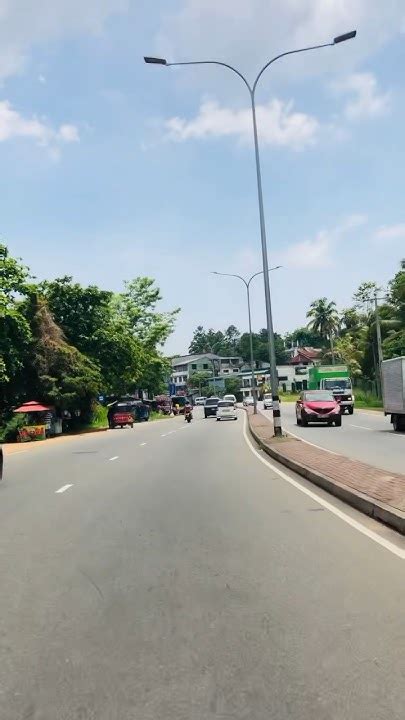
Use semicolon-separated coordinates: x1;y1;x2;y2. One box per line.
189;325;288;364
0;244;178;424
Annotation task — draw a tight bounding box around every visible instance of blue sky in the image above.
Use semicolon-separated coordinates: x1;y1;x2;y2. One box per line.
1;1;405;355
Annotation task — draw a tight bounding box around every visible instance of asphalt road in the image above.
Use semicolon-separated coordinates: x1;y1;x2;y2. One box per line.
261;402;405;475
1;410;405;720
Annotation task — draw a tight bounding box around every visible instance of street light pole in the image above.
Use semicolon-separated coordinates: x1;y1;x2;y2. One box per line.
211;267;281;414
145;30;356;436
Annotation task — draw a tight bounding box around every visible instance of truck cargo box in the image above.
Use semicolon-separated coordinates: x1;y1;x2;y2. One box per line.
382;357;405;415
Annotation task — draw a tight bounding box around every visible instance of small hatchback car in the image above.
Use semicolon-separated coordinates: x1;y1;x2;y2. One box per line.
296;391;341;427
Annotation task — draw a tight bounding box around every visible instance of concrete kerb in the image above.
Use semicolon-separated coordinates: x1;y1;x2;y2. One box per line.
247;415;405;536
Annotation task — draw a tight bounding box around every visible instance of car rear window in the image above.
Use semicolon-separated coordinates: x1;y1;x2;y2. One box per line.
205;398;219;406
303;392;334;402
218;401;233;407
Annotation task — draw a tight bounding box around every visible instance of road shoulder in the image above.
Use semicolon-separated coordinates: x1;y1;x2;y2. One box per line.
248;410;405;535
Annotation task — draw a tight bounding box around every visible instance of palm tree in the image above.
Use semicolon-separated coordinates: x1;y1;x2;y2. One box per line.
307;298;340;364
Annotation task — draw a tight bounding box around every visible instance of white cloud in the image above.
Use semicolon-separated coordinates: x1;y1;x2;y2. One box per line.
338;213;368;232
38;74;46;84
282;230;333;269
57;124;80;142
281;213;367;269
332;73;391;120
0;0;128;80
374;223;405;241
0;100;79;150
165;98;319;151
156;1;405;80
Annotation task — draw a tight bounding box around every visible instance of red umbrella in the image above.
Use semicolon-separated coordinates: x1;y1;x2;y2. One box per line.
13;400;52;413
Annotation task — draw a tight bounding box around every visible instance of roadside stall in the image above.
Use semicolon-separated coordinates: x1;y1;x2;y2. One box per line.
13;400;61;442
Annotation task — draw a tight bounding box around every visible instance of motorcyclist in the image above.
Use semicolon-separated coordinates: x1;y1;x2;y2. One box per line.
184;401;193;421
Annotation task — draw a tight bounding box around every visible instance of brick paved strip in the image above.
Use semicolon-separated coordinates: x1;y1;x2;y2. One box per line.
248;410;405;535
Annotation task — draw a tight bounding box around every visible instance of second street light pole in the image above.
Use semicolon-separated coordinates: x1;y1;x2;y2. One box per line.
145;30;356;435
211;267;281;414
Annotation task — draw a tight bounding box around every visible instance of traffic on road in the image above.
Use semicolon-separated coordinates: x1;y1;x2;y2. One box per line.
261;400;405;475
1;406;404;719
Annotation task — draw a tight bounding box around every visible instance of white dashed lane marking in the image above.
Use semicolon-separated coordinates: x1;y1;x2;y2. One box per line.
55;484;73;494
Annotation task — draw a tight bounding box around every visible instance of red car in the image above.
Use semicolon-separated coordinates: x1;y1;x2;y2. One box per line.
296;390;342;427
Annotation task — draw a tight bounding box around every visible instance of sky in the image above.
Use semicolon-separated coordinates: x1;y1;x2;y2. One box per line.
1;1;405;355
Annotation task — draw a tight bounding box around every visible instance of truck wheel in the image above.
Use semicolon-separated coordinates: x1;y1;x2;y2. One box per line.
392;415;405;432
348;407;354;415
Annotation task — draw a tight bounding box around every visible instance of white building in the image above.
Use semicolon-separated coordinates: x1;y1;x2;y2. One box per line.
171;353;244;393
240;364;311;398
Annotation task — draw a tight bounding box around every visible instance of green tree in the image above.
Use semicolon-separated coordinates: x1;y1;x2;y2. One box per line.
26;294;101;418
307;298;340;363
223;325;240;354
0;244;33;410
353;281;381;307
238;329;286;365
188;370;212;393
114;278;179;348
188;326;228;354
189;326;208;353
44;275;178;397
42;276;112;357
284;326;323;348
224;376;242;399
383;260;405;359
324;335;362;377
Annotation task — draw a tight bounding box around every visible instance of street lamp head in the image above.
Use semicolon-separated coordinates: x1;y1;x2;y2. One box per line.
333;30;357;44
144;56;167;65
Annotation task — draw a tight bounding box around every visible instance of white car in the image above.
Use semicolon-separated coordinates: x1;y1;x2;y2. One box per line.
223;394;237;405
194;396;207;406
263;393;273;409
243;396;254;406
216;400;238;421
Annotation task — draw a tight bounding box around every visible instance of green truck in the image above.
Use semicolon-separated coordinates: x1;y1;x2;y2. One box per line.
308;365;354;414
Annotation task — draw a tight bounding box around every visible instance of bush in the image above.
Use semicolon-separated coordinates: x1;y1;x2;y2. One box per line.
0;413;28;442
87;403;108;429
354;390;382;408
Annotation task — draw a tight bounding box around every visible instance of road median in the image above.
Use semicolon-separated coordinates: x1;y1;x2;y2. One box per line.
248;409;405;535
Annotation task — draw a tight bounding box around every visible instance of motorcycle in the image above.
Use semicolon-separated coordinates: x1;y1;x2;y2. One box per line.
184;406;193;423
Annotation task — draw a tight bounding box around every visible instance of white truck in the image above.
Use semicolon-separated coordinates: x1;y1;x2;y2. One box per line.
381;357;405;432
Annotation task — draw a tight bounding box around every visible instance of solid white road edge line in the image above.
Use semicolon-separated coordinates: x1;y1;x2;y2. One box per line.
350;424;373;431
242;413;405;560
285;429;340;455
55;484;73;494
109;456;119;461
259;408;339;456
